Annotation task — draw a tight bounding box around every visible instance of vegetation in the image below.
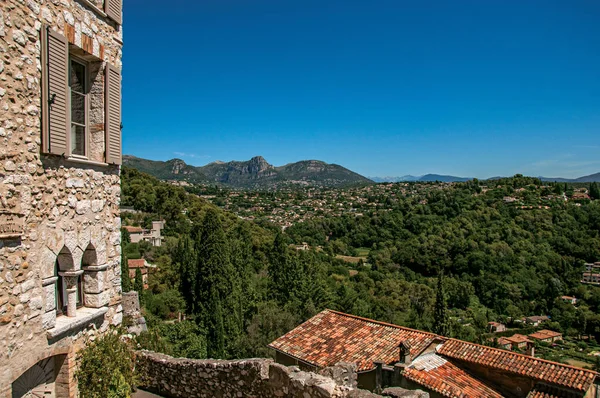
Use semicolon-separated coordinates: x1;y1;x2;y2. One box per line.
121;167;600;363
75;330;136;398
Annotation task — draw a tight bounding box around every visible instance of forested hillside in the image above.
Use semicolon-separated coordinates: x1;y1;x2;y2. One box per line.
121;168;600;366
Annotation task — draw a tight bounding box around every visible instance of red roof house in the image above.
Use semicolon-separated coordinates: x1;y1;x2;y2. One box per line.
269;310;598;397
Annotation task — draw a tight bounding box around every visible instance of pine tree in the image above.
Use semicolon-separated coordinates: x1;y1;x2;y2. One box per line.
121;251;131;292
134;267;144;293
433;269;450;337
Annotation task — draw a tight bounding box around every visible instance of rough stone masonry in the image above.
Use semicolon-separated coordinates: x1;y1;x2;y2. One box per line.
0;0;123;396
136;351;429;398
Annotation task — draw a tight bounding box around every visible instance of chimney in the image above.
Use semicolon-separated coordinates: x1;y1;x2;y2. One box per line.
399;341;412;364
526;341;535;357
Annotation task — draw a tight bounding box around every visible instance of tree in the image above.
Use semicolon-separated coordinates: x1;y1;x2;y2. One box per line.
121;251;131;292
206;286;225;359
134;267;144;293
195;208;242;357
268;232;305;305
177;235;197;313
590;182;600;200
433;269;450;337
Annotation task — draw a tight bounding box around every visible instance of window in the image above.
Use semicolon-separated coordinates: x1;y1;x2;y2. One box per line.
69;58;88;157
41;27;122;164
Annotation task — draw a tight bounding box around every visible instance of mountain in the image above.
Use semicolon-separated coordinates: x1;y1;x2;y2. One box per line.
540;172;600;183
122;155;373;188
369;174;471;182
370;172;600;183
368;175;420;182
418;174;472;182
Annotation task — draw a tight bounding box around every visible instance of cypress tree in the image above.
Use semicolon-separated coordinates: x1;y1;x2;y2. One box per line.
134;267;144;293
196;208;241;357
268;232;305;305
121;251;131;292
433;269;450;337
206;286;225;359
178;235;198;314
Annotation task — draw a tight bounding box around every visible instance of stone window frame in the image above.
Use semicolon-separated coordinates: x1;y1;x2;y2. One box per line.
43;243;109;338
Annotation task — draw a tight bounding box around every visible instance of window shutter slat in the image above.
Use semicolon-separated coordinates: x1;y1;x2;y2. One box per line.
105;63;122;165
104;0;122;25
42;27;69;156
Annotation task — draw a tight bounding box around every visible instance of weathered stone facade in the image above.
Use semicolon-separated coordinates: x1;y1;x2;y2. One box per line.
0;0;122;396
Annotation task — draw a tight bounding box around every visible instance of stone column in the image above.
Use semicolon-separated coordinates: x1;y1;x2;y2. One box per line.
59;270;83;317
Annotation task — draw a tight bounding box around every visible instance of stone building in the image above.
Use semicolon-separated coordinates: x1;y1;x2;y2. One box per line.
0;0;123;396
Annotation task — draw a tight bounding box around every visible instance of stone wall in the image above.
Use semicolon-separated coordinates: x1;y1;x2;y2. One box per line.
136;351;385;398
0;0;122;395
136;351;430;398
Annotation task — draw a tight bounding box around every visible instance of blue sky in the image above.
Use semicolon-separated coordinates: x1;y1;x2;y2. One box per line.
122;0;600;179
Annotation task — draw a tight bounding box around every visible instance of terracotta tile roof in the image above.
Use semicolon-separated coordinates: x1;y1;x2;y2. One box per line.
268;309;439;371
123;225;143;233
127;259;147;268
438;339;597;392
404;353;503;398
529;330;562;341
505;334;533;344
527;383;582;398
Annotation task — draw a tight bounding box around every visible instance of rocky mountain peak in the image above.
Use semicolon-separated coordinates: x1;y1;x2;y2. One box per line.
170;159;188;175
247;156;274;174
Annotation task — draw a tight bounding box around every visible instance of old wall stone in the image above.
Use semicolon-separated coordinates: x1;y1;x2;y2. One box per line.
0;0;123;395
136;351;389;398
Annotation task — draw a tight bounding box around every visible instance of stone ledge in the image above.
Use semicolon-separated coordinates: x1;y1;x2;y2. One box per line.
46;306;108;339
82;264;109;272
42;276;58;286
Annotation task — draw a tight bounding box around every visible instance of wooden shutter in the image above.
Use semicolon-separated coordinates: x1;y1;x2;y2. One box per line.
105;63;122;165
41;27;69;156
105;0;122;25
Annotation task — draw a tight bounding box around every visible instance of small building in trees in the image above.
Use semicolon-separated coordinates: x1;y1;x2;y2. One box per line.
561;295;578;305
123;220;165;246
488;321;506;333
525;315;550;327
529;330;563;343
582;262;600;285
128;259;152;290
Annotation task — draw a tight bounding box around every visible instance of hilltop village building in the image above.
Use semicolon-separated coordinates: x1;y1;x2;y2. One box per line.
124;220;165;247
582;262;600;285
270;310;600;397
0;0;123;396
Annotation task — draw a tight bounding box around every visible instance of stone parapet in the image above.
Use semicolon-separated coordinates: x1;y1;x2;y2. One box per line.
136;351;387;398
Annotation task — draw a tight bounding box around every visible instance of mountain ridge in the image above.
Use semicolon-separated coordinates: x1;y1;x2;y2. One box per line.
370;172;600;183
122;155;373;188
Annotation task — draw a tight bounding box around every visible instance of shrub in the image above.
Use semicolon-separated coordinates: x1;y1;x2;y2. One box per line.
75;329;136;398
